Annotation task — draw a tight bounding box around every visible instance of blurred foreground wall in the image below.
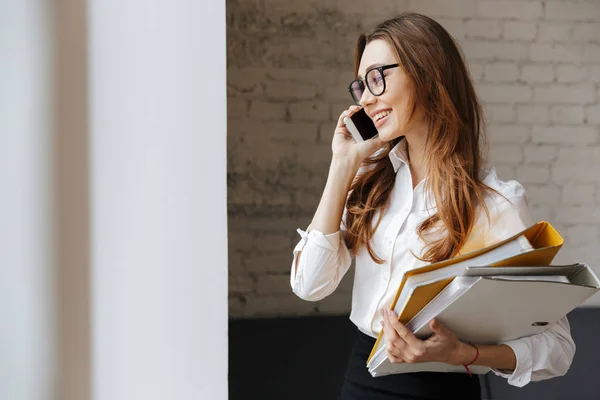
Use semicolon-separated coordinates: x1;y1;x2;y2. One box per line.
2;1;228;399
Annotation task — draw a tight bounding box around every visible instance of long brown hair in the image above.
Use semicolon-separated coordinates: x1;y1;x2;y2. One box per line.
344;13;497;264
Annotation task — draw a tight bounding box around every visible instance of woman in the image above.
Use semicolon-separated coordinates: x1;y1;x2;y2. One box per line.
289;13;575;400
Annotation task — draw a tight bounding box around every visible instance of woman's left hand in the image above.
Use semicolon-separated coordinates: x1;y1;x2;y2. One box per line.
380;309;464;365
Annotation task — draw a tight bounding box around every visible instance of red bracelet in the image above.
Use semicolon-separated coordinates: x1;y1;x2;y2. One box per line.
464;342;479;377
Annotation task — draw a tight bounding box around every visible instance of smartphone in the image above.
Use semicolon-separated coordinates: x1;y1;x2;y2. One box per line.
343;108;379;143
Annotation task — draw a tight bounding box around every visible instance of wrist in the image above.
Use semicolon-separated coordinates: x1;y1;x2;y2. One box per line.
449;341;478;366
329;156;360;183
331;154;360;171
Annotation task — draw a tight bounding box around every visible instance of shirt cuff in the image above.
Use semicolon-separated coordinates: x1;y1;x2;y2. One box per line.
290;227;340;287
491;339;533;387
293;227;340;253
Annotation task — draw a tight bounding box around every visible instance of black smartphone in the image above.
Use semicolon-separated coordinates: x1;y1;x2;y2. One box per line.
343;108;379;142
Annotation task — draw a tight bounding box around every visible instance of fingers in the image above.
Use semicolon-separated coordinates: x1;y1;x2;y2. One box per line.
368;134;383;147
381;309;430;364
385;310;422;348
334;105;362;141
429;318;452;339
356;134;384;158
386;344;405;364
381;313;455;365
381;319;405;364
335;105;362;128
347;104;361;115
381;309;408;363
380;310;401;343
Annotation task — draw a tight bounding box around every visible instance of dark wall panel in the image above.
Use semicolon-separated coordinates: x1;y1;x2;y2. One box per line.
229;308;599;400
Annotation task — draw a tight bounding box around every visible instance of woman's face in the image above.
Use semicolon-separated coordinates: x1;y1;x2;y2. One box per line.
356;39;422;142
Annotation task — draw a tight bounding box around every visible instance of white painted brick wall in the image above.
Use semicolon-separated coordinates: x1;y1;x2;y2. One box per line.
503;21;537;40
485;104;515;122
408;0;477;18
484;62;519;82
557;65;589;83
534;84;596;104
517;165;550;183
488;125;531;144
594;66;600;83
545;2;599;22
523;144;558;164
551;106;585;124
521;64;555;83
477;1;543;20
467;19;503;39
557;147;599;164
248;100;286;120
587;104;600;124
526;185;561;206
538;22;571;42
573;23;600;42
562;182;596;205
567;225;599;246
531;43;584;62
517;105;550;123
227;0;600;317
490;144;524;165
463;41;529;60
532;126;598;145
477;83;532;103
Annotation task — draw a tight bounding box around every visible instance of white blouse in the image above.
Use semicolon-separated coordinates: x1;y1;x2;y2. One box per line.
290;138;575;387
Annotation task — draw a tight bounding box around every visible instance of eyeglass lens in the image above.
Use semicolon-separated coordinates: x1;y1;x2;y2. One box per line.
367;69;384;95
350;69;385;104
350;81;364;104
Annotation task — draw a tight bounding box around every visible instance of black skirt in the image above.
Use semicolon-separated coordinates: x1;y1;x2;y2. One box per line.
339;328;482;400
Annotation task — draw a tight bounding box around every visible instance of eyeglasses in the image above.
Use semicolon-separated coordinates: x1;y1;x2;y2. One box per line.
348;63;399;105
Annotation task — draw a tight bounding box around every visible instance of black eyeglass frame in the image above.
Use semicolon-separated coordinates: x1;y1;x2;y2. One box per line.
348;63;400;105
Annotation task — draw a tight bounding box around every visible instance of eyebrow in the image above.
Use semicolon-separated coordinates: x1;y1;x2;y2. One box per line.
357;63;387;80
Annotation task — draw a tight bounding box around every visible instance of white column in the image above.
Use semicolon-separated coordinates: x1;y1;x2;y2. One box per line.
0;1;56;400
88;1;227;399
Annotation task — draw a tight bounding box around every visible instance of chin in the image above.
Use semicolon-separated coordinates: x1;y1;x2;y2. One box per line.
377;126;401;143
377;132;393;142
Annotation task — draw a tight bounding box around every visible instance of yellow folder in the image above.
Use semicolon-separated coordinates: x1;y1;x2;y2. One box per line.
367;221;564;364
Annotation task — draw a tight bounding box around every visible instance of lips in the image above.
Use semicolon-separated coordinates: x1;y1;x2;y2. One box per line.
371;109;392;129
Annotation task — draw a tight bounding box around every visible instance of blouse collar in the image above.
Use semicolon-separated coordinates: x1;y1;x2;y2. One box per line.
388;137;408;173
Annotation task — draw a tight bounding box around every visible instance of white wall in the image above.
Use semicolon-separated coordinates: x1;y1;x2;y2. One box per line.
0;1;56;399
88;1;228;399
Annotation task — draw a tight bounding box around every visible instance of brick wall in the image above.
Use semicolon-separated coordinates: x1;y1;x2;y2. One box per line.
227;0;600;317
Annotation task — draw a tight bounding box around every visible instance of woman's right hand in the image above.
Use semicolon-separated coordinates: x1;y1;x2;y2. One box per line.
332;105;384;168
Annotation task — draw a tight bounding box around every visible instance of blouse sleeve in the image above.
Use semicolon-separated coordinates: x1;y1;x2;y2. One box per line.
289;226;352;301
483;183;576;387
289;158;378;302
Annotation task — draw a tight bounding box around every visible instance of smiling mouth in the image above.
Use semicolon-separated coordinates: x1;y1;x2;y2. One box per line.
373;110;392;128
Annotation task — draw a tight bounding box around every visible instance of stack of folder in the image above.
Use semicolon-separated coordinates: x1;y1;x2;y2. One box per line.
367;221;600;377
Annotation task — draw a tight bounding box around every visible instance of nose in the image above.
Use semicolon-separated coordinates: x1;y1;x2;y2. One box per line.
359;87;376;109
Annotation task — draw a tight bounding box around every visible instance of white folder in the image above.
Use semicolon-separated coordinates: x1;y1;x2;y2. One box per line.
368;263;600;377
